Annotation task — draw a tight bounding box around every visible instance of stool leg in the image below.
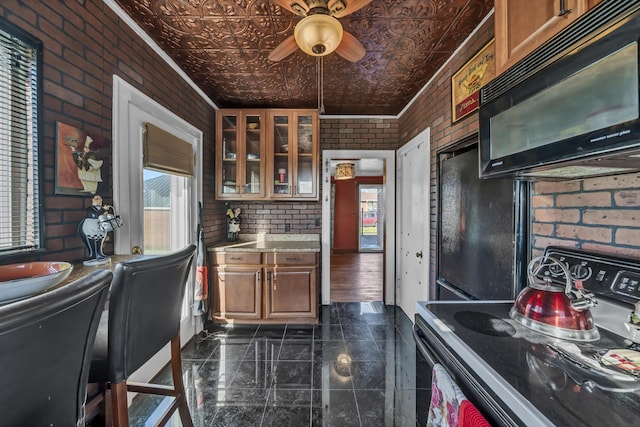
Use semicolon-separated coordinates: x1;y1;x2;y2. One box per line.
171;336;194;427
110;381;129;427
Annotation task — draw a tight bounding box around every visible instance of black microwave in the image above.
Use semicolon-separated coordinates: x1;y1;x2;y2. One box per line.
479;1;640;180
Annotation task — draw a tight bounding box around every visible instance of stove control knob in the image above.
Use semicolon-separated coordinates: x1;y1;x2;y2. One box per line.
570;264;592;281
548;262;568;277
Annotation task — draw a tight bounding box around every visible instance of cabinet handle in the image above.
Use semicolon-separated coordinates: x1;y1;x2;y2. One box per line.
558;0;572;16
257;271;261;282
229;256;241;260
268;272;274;290
285;257;299;261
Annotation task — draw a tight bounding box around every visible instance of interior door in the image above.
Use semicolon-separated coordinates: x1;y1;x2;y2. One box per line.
396;128;430;319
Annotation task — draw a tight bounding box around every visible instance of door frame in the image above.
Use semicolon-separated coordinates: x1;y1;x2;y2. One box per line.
321;150;395;305
112;75;203;385
396;127;430;318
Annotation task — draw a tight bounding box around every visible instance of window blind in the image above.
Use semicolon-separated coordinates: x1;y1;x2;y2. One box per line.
143;122;194;177
0;21;41;255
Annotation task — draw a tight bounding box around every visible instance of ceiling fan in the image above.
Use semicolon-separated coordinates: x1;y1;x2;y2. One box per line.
268;0;371;62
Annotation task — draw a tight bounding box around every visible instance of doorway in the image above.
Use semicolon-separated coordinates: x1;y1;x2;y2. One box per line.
321;150;395;305
359;184;383;252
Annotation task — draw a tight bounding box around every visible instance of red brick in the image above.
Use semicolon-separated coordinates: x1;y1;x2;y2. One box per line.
534;208;581;223
582;173;640;190
556;192;611;207
614;190;640;207
533;181;581;194
531;195;553;208
615;229;640;246
583;209;640;227
556;224;611;243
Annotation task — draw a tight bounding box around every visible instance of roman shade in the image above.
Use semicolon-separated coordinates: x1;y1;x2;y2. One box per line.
143;122;194;177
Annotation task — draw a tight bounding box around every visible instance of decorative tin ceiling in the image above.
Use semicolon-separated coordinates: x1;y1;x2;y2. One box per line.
115;0;493;115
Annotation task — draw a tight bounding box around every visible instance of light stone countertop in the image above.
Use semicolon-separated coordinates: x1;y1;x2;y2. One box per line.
208;233;320;253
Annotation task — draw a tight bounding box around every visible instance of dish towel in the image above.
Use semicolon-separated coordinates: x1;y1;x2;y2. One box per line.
459;400;492;427
427;364;468;427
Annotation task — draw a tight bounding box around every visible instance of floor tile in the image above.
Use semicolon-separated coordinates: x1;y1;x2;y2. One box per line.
123;302;429;427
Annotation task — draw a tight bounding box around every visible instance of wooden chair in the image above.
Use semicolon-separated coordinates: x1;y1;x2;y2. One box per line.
0;270;112;426
88;245;196;427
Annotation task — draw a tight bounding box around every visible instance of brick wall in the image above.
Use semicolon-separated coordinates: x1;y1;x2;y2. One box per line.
531;174;640;260
1;1;219;263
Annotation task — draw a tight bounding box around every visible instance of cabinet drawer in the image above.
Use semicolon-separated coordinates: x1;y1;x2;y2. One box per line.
264;253;316;265
212;252;262;265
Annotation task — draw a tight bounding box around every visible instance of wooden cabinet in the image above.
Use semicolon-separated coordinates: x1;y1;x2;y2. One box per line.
209;251;318;324
216;108;318;201
216;110;266;199
495;0;601;74
211;252;263;320
267;110;319;200
264;253;317;320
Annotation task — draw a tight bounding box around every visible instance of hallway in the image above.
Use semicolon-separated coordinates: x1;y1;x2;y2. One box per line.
330;253;384;302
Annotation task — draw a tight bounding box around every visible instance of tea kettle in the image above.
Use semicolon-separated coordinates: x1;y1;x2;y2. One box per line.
510;255;600;342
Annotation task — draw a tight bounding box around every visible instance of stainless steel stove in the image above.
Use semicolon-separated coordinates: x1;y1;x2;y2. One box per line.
414;246;640;426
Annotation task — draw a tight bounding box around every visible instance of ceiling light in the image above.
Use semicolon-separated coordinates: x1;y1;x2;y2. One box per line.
294;14;344;57
334;162;355;180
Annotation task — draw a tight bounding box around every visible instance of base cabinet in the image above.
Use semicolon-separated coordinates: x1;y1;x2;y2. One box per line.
210;251;318;324
212;266;262;320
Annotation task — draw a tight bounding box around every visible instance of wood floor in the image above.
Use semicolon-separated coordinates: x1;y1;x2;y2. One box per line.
330;252;384;302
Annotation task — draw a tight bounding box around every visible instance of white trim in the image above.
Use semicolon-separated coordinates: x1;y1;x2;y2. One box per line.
103;0;218;110
321;150;396;305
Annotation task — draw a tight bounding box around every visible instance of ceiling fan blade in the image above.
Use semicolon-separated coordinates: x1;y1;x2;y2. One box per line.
270;0;309;16
330;0;372;18
335;31;365;62
268;35;299;61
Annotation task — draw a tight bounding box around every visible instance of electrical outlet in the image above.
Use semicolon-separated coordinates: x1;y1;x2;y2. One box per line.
315;218;321;227
285;223;291;232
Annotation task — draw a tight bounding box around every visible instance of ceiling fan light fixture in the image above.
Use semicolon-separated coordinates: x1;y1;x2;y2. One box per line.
334;162;355;180
294;14;343;57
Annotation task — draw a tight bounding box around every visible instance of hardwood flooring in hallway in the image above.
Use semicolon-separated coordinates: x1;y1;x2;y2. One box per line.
330;252;384;302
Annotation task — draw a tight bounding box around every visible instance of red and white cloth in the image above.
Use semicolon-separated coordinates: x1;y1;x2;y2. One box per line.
427;364;492;427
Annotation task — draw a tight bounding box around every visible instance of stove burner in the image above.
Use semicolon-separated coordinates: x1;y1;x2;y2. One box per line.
454;311;517;337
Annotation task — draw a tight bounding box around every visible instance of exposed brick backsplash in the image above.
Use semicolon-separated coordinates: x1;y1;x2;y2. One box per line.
531;174;640;260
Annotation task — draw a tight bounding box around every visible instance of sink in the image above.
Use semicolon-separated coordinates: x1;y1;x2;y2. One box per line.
0;261;73;304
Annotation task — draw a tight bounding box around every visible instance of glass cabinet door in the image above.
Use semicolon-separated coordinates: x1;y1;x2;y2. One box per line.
244;113;263;196
294;114;316;197
221;114;238;194
271;113;291;196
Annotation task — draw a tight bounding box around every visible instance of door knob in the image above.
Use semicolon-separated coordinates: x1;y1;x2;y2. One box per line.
416;251;423;258
131;246;142;255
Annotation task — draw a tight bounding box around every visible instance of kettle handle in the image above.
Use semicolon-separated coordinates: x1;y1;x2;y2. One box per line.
527;255;596;311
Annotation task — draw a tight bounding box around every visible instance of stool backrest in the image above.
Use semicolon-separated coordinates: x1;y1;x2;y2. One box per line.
107;245;196;383
0;269;112;426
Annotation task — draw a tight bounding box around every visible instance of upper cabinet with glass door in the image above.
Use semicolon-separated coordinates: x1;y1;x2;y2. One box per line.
268;110;319;200
216;109;318;200
215;110;265;199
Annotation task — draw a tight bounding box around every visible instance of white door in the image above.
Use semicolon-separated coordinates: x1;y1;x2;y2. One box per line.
396;128;430;320
112;76;203;386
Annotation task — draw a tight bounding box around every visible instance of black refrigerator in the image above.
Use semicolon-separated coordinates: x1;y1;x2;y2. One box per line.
436;143;528;300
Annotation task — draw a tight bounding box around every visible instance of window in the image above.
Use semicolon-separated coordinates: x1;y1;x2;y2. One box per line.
0;20;43;256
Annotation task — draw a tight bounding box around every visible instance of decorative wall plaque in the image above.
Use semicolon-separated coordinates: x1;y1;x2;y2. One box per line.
452;39;495;123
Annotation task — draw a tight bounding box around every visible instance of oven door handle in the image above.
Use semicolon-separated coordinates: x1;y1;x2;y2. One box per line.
413;325;439;367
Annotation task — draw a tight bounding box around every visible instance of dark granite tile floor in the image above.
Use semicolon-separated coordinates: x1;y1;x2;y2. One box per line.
127;302;431;426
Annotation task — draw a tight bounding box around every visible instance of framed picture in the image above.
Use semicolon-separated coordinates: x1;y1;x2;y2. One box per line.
451;38;495;123
55;121;111;196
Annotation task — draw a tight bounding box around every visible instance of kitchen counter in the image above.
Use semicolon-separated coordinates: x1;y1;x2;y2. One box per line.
208;233;320;253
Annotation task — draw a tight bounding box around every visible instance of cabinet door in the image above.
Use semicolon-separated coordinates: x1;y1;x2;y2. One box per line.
495;0;590;74
216;110;265;199
269;111;294;199
217;112;240;197
242;112;265;198
213;266;262;319
264;266;317;319
293;112;318;199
